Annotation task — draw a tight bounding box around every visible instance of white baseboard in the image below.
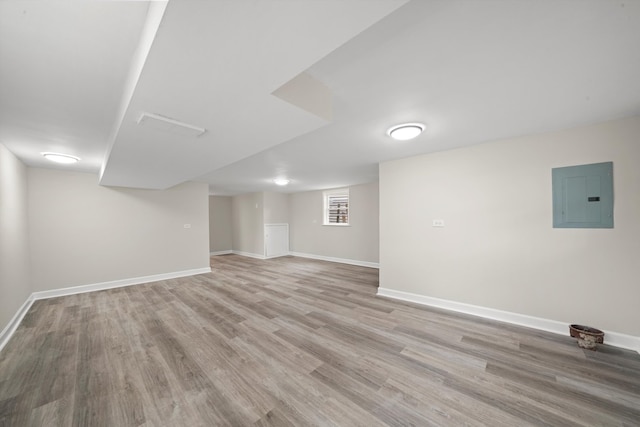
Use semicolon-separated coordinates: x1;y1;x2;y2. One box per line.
32;267;212;300
0;296;36;353
0;267;211;354
231;250;266;260
210;250;232;256
225;250;379;267
214;250;287;260
289;251;379;269
377;287;640;354
265;254;289;259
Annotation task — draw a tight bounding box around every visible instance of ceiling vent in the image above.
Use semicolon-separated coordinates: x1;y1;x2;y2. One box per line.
137;112;206;137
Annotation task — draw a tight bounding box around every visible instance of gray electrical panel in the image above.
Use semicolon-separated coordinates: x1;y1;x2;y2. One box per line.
552;162;613;228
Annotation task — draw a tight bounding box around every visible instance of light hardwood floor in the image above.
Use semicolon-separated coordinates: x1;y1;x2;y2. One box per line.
1;255;639;426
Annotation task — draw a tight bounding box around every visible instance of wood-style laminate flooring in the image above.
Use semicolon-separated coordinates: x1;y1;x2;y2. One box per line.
1;255;639;426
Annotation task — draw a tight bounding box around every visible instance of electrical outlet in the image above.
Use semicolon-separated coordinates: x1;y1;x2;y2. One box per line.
183;224;191;229
432;219;445;227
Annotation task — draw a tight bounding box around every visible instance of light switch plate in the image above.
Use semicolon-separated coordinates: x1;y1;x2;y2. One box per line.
432;219;445;227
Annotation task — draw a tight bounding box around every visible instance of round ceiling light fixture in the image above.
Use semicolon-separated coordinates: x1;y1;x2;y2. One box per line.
42;152;80;164
387;123;425;141
273;178;290;186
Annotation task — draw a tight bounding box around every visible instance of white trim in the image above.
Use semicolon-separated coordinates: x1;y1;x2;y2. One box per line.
31;267;211;300
377;287;640;354
210;250;232;256
289;251;379;269
323;187;350;226
0;267;212;355
0;296;35;353
231;250;266;260
265;254;289;260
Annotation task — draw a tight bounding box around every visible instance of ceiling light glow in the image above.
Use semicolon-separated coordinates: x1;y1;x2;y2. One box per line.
387;123;425;140
273;178;290;186
42;152;80;164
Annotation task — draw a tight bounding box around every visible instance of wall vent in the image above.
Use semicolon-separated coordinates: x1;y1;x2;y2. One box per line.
137;112;206;137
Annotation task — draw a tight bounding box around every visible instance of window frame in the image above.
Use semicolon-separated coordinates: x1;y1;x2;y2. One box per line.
323;188;350;226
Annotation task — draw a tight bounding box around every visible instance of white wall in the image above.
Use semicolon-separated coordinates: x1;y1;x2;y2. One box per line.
289;182;379;264
28;168;210;291
227;191;288;258
231;192;264;256
209;195;232;253
380;115;640;337
0;144;31;331
264;191;289;224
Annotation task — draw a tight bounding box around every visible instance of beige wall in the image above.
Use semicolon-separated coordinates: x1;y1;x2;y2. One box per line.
0;144;31;331
289;182;379;263
28;168;210;291
380;115;640;336
264;191;289;224
209;196;232;253
231;192;264;256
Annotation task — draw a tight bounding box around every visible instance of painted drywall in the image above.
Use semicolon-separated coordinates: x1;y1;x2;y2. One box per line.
209;195;232;253
264;191;289;224
0;144;31;332
380;115;640;336
289;182;379;263
28;168;210;292
231;192;264;256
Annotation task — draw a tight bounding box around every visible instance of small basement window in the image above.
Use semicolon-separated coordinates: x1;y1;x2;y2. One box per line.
323;188;349;225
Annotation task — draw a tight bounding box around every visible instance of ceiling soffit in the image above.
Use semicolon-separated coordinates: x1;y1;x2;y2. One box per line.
99;0;408;189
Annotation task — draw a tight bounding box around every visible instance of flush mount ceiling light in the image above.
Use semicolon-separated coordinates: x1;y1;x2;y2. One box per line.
42;152;80;164
273;178;290;186
387;123;425;141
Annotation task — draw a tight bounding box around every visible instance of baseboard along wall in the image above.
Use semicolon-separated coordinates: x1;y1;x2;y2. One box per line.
0;297;36;354
5;259;634;355
212;250;380;269
0;267;211;353
377;287;640;354
210;250;233;256
286;252;379;269
230;250;266;260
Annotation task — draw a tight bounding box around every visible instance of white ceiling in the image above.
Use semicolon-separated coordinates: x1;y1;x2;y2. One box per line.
2;0;640;195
